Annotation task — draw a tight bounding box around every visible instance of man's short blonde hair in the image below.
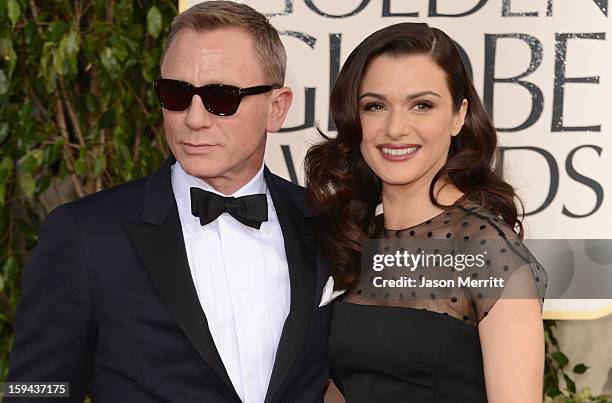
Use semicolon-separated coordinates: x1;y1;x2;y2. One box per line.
161;1;286;86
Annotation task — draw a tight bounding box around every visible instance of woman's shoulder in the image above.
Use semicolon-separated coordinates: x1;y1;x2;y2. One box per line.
447;200;539;264
448;201;547;317
447;200;522;242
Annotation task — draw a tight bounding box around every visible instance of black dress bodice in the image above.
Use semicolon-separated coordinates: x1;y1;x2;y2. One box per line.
327;201;547;402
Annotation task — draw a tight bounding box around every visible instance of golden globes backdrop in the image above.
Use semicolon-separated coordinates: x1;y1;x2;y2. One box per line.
180;0;612;320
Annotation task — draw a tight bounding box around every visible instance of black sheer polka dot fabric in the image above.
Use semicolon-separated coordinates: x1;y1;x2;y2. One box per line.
343;200;548;326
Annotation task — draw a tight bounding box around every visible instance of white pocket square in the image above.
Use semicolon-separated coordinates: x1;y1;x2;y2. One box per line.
319;276;347;307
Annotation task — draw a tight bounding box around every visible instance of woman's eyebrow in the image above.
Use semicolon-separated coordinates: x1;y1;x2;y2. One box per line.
358;92;385;101
406;90;442;99
358;90;442;100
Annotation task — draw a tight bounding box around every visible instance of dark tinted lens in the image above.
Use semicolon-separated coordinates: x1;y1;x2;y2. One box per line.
201;85;241;116
156;80;192;111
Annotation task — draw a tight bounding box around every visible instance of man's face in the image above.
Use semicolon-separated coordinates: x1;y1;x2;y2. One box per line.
160;28;290;194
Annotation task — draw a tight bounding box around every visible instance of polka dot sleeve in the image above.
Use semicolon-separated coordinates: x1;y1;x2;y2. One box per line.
456;211;547;323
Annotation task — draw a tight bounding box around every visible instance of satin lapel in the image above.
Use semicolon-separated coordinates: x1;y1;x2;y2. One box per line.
263;168;317;403
120;157;238;397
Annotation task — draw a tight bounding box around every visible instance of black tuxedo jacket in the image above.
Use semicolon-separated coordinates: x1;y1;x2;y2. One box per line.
6;157;332;403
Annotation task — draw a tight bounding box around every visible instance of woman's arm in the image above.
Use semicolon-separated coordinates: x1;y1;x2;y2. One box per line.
479;267;545;403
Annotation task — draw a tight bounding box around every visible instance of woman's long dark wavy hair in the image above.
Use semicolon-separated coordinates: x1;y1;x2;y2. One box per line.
304;23;524;290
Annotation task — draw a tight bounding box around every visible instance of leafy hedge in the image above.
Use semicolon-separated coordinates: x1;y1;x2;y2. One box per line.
0;0;175;378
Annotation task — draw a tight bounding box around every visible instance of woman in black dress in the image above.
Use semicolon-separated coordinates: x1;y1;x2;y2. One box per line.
305;23;546;402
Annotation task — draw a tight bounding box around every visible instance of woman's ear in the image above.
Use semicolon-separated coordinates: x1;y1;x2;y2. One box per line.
452;99;469;136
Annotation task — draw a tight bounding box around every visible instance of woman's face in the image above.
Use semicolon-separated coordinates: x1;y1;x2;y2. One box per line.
358;54;467;191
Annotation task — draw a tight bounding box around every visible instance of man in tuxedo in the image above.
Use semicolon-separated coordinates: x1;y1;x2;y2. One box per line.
6;2;332;402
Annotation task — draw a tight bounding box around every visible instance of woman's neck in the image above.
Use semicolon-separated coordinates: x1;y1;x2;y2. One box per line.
382;178;463;230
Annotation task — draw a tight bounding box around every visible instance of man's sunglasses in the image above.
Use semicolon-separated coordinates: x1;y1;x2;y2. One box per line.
153;79;278;116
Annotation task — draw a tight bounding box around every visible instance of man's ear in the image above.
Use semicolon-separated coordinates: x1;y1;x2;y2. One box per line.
267;87;293;133
452;99;468;136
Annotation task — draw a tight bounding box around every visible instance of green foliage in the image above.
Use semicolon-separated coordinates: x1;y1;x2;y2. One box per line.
544;321;611;402
0;0;177;379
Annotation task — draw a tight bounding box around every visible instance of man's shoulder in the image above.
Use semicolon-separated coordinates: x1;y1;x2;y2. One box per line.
266;169;304;196
265;169;316;219
57;175;150;221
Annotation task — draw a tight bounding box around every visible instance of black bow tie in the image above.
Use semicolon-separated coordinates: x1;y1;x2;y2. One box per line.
190;187;268;229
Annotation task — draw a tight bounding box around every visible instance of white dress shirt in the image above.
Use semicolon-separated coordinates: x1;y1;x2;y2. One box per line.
171;162;291;403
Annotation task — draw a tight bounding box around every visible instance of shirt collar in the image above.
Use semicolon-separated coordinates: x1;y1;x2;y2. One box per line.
171;161;267;199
